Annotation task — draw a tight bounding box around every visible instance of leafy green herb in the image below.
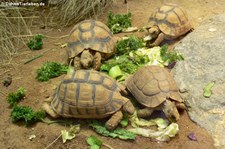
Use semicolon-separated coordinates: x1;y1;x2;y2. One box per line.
7;87;25;106
160;45;184;64
89;120;136;140
107;11;132;34
116;35;145;55
27;34;44;50
203;81;215;98
100;55;137;74
87;135;102;149
100;35;148;76
36;62;68;81
11;105;46;126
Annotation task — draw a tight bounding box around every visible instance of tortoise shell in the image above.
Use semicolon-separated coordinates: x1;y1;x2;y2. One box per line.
126;65;183;108
50;69;127;119
147;3;192;38
67;19;116;61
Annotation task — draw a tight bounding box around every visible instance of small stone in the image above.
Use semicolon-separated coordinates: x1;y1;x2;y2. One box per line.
3;74;12;87
187;132;197;141
208;28;217;32
29;134;36;141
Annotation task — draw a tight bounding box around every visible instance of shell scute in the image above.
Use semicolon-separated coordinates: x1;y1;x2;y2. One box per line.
67;20;116;59
147;3;192;38
127;65;182;108
51;70;126;118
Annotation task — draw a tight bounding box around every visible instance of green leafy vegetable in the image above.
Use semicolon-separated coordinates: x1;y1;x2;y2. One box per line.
61;125;80;143
89;120;136;140
7;87;25;106
11;105;46;126
116;35;145;55
100;55;136;74
129;111;169;129
107;11;132;34
160;45;184;64
27;34;43;50
128;111;179;141
108;65;124;79
36;62;68;81
86;135;102;149
133;47;164;66
128;123;179;142
100;35;148;77
203;81;215;97
120;115;129;127
100;53;149;75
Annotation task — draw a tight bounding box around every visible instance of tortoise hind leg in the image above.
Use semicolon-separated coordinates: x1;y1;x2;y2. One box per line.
42;98;59;118
137;107;154;118
105;111;123;131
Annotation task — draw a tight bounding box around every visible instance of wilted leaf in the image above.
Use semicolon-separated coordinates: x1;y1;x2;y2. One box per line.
61;125;80;143
128;123;179;141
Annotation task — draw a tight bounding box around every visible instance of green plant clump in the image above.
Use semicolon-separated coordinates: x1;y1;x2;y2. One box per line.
36;62;68;81
11;105;46;126
160;45;184;64
107;11;132;34
100;35;148;75
100;53;149;74
27;34;44;50
116;35;145;55
7;87;25;106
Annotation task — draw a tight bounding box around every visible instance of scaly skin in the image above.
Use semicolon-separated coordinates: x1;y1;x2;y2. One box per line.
80;50;94;69
137;100;180;122
147;26;165;47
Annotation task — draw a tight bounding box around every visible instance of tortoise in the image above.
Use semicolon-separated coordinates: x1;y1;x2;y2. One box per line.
42;69;135;130
126;65;185;122
146;3;192;47
67;19;116;70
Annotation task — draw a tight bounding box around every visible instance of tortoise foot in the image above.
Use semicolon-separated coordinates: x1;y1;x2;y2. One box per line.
105;111;123;131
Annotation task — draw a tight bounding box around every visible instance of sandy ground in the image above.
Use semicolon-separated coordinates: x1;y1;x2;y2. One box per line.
1;0;225;148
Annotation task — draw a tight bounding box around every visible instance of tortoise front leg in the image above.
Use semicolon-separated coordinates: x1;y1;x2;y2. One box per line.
93;52;101;70
105;111;123;131
149;32;165;47
137;107;154;118
74;57;81;70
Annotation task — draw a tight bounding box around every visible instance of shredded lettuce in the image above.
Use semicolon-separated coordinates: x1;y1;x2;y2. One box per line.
128;111;179;141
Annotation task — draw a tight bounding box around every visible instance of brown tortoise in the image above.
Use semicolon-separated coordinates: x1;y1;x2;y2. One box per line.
42;69;135;130
67;19;116;70
146;3;192;47
126;65;185;122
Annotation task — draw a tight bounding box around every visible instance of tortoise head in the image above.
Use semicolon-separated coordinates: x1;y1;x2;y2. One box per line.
80;50;94;68
148;26;160;39
162;100;180;122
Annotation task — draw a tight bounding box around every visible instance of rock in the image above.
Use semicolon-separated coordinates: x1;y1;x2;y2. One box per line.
172;14;225;149
3;74;12;87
